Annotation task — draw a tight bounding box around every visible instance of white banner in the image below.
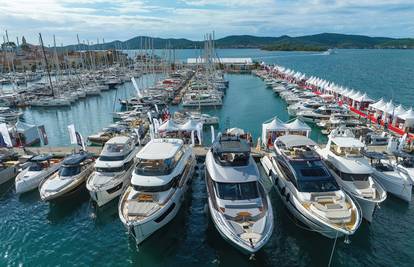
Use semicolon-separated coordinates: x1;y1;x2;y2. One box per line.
191;130;195;147
67;124;77;144
210;125;215;143
149;124;155;140
0;123;12;147
131;77;143;98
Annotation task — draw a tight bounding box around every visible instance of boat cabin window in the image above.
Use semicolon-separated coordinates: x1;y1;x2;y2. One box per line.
99;151;131;162
59;165;81;177
135;158;176;176
330;144;361;157
214;152;249;166
340;172;370;181
215;181;259;200
133;176;178;192
96;166;125;173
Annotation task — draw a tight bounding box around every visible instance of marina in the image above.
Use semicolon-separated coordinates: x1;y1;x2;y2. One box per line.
1;44;413;266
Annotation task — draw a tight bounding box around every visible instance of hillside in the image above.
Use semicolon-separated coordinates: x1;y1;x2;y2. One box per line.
60;33;414;51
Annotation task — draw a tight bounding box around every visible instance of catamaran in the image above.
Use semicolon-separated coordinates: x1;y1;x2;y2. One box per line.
205;134;273;255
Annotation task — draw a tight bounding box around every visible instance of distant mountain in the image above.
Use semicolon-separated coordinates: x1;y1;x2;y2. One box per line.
61;33;414;52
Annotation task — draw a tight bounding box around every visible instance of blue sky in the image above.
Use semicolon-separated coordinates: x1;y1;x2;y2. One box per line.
0;0;413;45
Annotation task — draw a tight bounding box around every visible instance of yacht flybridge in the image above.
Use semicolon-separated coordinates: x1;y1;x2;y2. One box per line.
118;138;196;245
316;127;387;222
261;135;361;239
87;136;139;207
205;135;273;255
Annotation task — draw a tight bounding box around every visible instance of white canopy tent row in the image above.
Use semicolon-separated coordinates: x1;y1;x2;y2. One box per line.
157;119;203;145
261;117;311;147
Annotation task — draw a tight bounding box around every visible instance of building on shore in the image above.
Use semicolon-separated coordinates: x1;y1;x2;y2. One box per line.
186;57;257;72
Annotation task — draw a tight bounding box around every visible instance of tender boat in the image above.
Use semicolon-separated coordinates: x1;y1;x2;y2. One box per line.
205;135;273;255
15;154;62;194
316;127;387;222
363;151;412;202
119;138;196;245
261;135;361;238
87;136;139;207
39;152;94;202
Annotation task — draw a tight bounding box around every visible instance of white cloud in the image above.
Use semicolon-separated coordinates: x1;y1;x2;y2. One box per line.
0;0;412;45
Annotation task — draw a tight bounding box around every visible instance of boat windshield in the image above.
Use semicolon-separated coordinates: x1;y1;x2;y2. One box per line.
135;158;175;176
214;152;249;166
96;166;124;173
99;154;128;161
59;165;81;177
215;181;259;200
291;160;340;192
28;163;43;171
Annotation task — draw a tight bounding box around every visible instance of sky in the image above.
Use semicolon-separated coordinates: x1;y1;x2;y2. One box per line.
0;0;413;45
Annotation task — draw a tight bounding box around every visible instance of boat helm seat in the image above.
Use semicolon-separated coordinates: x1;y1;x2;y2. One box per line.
354;181;376;199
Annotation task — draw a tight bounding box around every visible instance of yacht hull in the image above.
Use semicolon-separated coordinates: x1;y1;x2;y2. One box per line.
87;171;132;207
0;166;18;185
15;165;61;194
372;171;412;202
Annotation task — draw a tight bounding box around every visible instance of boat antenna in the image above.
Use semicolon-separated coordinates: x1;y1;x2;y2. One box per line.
39;33;54;96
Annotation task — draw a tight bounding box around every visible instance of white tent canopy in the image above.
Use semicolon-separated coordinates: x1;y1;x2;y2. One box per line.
262;117;287;145
158;119;203;132
369;98;386;110
381;101;395;114
394;105;406;116
354;93;373;103
398;108;414;121
284;119;311;137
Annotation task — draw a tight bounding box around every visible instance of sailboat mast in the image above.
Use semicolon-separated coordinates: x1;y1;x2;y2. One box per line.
39;33;54;96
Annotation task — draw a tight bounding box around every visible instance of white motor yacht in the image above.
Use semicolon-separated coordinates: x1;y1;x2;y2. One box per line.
298;105;346;123
87;136;139;207
39;152;94;202
287;101;324;116
261;135;361;238
316;127;387;222
392;151;414;183
15;154;62;194
118;138;196;245
363;151;412;202
205;135;273;255
182;93;222;107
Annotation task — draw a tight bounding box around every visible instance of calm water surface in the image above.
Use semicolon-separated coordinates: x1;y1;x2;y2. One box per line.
1;49;414;266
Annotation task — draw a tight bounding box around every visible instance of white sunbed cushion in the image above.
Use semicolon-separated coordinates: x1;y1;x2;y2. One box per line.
127;201;159;216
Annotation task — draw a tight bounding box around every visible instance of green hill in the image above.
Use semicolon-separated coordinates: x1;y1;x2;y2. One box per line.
61;33;414;52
